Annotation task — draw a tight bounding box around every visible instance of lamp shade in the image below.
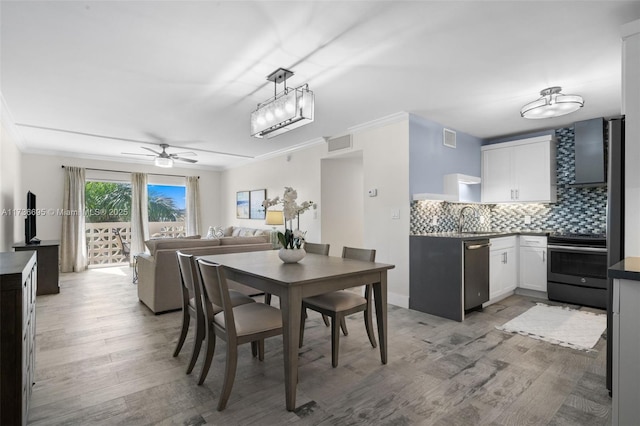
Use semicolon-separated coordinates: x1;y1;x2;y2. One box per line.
154;157;174;168
265;210;284;226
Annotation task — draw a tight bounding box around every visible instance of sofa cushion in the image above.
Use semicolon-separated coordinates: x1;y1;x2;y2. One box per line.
219;235;269;245
145;237;220;256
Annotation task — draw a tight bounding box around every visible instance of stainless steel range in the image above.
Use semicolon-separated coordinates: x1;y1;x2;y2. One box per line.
547;233;607;309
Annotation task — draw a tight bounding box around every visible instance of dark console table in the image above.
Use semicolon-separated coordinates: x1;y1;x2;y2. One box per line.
13;240;60;295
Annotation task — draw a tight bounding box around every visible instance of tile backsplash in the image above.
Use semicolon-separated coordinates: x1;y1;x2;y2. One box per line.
410;126;608;235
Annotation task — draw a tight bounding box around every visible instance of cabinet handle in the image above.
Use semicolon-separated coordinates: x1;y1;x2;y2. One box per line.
542;251;546;262
510;189;514;200
516;189;519;199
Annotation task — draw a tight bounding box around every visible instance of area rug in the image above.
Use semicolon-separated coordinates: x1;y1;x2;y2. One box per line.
496;303;606;351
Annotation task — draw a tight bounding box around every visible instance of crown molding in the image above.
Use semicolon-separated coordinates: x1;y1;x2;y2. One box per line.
222;136;326;170
347;111;409;134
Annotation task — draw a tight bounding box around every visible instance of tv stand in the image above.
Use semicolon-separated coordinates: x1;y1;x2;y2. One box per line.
13;240;60;295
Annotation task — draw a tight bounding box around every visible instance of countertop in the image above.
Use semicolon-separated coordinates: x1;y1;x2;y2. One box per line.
411;230;551;239
608;257;640;282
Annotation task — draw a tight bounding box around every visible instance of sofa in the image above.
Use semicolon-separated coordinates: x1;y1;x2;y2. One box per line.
137;228;272;313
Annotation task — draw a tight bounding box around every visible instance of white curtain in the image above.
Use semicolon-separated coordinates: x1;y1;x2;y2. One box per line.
60;166;88;272
130;172;149;262
185;176;201;236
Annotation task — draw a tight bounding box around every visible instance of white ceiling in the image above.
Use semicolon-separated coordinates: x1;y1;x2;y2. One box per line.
2;1;639;170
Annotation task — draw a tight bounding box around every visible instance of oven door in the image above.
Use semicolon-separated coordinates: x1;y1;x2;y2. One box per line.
547;245;608;289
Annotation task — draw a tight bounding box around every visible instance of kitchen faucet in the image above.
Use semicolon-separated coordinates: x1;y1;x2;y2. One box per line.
458;205;478;233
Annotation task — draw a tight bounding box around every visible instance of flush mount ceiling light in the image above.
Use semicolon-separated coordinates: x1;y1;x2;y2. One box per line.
154;156;173;168
250;68;314;138
520;86;584;119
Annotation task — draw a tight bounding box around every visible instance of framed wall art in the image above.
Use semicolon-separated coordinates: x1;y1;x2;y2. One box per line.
249;189;266;219
236;191;250;219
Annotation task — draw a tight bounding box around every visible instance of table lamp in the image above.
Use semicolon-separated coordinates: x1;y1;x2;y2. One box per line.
265;210;284;248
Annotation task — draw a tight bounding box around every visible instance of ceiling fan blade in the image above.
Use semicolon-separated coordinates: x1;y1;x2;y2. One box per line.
173;157;198;163
169;151;197;157
122;152;156;157
141;146;161;155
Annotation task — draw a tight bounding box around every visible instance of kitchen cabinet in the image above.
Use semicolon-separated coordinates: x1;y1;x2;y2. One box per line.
519;236;547;292
489;236;517;301
481;136;557;203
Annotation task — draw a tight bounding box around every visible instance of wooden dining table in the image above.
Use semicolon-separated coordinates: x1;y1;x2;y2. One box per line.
199;249;395;411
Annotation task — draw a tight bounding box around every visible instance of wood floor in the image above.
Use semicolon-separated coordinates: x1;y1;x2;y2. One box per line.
28;266;611;425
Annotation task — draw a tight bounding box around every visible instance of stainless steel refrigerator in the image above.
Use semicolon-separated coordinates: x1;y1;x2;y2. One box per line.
607;117;625;393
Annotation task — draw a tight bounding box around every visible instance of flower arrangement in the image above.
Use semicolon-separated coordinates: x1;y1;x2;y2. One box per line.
262;187;315;250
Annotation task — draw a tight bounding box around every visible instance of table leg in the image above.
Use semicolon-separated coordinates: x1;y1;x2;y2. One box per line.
373;273;388;364
279;286;302;411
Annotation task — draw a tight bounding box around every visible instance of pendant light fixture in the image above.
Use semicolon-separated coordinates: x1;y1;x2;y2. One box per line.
520;86;584;119
250;68;314;138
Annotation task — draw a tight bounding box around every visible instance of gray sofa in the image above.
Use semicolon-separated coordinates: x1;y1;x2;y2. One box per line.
137;231;271;313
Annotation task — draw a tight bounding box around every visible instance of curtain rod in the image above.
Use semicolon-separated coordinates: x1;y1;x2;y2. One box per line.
61;165;199;179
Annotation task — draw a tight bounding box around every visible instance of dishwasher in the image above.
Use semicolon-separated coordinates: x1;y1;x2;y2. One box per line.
464;239;490;311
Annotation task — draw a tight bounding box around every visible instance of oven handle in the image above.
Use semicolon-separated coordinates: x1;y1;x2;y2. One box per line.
547;245;608;253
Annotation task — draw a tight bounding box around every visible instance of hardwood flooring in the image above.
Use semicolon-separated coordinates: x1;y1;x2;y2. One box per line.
29;266;611;425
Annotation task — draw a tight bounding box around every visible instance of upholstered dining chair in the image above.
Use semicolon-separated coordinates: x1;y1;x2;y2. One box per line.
300;246;377;368
196;258;283;411
173;251;255;375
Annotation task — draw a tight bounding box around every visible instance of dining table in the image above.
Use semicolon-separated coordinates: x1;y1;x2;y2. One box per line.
199;249;395;411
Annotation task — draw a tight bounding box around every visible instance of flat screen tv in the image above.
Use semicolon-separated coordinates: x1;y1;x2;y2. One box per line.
25;191;39;244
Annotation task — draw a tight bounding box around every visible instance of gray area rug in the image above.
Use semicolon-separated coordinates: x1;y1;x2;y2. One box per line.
496;303;606;351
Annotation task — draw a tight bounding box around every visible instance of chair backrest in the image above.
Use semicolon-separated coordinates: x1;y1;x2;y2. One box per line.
196;258;236;336
304;242;330;256
342;246;376;262
176;250;197;298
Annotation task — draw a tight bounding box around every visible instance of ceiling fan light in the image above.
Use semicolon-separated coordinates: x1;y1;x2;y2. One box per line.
155;157;173;168
520;86;584;119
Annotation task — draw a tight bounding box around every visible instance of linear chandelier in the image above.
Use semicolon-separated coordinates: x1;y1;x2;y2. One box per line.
520;86;584;119
250;68;314;138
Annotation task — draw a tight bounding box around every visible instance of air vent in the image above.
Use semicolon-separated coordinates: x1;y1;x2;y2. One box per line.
443;128;456;148
327;134;352;152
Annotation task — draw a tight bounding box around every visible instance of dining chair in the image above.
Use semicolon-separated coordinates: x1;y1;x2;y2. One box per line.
173;251;256;375
196;258;283;411
300;246;377;368
300;242;334;329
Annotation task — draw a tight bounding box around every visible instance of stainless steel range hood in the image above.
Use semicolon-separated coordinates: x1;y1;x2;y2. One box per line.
573;118;606;187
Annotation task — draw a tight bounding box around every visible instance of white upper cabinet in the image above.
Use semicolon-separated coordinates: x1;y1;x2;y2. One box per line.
481;136;557;203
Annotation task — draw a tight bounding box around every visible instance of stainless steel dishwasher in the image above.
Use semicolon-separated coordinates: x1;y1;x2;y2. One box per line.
464;239;490;310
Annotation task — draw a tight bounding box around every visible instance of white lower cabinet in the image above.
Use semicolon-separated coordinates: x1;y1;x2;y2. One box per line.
518;236;547;292
489;237;517;301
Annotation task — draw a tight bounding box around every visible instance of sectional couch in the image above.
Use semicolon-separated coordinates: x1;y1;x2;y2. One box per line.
137;227;272;313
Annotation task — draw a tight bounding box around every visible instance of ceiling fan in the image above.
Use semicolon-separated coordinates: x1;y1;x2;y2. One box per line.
122;143;198;168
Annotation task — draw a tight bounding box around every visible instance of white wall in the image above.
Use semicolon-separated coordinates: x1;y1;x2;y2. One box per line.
220;144;325;241
0;122;23;251
20;153;221;241
622;19;640;257
321;153;364;257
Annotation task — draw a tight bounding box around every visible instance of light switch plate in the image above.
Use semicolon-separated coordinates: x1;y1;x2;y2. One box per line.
432;217;438;225
524;215;531;225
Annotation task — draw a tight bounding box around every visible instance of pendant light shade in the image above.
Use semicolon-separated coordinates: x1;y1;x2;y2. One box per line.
520;86;584;119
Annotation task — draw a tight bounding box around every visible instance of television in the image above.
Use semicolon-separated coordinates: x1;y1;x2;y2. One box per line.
25;191;39;244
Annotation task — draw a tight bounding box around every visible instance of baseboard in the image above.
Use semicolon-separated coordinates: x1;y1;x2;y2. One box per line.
387;291;408;308
515;287;548;300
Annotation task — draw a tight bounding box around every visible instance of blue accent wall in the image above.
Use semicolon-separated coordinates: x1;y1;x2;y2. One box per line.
408;114;483;196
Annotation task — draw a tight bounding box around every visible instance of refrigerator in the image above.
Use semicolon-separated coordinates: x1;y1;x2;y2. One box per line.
607;117;625;393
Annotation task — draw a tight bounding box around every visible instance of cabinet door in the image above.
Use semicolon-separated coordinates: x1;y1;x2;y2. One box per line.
489;249;506;300
513;141;552;202
519;247;547;291
503;247;518;292
482;147;513;203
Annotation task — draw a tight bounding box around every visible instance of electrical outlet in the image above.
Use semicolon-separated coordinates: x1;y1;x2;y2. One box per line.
524;215;531;225
432;217;438;226
479;216;485;224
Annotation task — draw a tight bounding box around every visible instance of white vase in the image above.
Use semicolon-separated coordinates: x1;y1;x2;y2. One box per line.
278;248;306;263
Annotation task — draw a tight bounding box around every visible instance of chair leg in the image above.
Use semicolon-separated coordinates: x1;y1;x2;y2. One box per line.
258;339;265;361
218;341;239;411
173;311;190;357
331;315;341;368
299;307;307;348
322;314;330;327
264;293;272;305
186;319;204;374
364;307;377;348
251;341;258;358
340;317;349;336
198;328;216;385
